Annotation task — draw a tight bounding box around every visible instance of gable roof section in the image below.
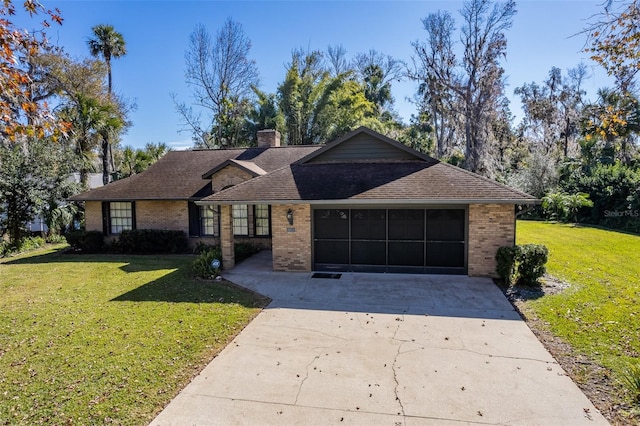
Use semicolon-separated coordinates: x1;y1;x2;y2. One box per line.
201;161;537;204
202;127;536;205
298;126;430;164
202;159;267;179
70;145;320;202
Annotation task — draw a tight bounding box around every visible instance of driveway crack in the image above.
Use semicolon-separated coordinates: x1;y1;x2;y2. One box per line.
293;349;323;405
391;315;407;424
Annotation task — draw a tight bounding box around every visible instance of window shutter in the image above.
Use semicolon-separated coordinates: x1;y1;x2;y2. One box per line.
102;202;109;235
131;202;137;230
188;202;200;236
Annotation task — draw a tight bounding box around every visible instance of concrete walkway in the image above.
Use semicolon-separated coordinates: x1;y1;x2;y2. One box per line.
151;251;608;425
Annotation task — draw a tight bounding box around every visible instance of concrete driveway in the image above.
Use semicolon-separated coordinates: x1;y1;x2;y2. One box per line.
151;251;608;425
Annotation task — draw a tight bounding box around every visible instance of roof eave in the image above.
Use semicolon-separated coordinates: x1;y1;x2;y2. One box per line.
196;198;540;206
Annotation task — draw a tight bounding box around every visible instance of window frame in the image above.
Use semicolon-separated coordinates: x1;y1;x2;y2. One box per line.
253;204;271;237
105;201;135;235
200;205;220;237
232;204;249;236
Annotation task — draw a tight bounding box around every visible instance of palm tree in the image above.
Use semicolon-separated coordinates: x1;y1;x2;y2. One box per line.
87;24;126;97
60;94;122;188
87;24;126;184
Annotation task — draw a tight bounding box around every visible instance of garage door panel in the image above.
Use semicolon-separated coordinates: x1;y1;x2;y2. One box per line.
314;209;349;239
427;209;465;241
315;240;349;264
426;242;465;267
351;241;386;265
351;209;386;239
388;209;424;240
388;241;424;266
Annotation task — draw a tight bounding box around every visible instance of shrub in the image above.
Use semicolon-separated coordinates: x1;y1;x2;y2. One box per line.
65;230;104;253
234;242;260;263
496;246;517;284
192;247;222;279
113;229;189;254
517;244;549;285
496;244;549;286
193;241;216;255
621;362;640;403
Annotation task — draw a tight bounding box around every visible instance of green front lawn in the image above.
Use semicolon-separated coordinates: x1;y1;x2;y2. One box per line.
517;221;640;392
0;245;268;425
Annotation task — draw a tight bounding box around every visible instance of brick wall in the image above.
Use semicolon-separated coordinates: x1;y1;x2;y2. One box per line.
467;203;515;277
212;166;253;192
220;204;235;269
271;204;312;271
136;200;189;233
85;201;103;232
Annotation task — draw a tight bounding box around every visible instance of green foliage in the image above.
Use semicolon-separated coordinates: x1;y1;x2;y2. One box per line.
517;244;549;285
0;236;47;258
495;246;517;284
113;229;189;254
542;191;593;223
192;241;217;255
495;244;548;286
116;142;169;179
192;247;223;279
561;163;640;233
621;362;640;403
0;138;76;244
65;230;104;253
234;242;261;263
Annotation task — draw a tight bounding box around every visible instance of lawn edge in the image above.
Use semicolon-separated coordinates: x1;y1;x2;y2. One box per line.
495;278;639;425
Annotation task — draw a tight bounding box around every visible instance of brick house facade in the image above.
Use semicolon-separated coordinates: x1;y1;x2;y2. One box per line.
71;127;537;277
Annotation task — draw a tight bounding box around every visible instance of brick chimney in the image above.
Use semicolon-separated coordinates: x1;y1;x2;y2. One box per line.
257;129;281;148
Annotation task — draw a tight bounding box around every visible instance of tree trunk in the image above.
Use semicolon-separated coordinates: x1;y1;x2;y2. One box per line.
102;133;110;185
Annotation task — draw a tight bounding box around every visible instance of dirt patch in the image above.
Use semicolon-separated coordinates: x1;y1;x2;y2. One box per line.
497;277;640;425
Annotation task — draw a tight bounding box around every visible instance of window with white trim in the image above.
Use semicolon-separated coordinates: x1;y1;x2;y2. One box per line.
232;205;248;236
109;202;133;234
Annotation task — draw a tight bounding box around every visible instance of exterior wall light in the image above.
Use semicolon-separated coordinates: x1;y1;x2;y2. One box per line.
286;208;294;226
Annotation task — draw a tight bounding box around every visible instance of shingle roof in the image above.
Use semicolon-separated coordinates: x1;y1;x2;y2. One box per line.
202;161;537;204
69;146;320;201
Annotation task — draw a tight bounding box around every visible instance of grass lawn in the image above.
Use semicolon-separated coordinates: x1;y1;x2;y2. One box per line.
0;245;269;425
517;221;640;404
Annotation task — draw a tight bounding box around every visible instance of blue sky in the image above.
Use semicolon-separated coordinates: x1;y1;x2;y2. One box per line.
22;1;613;149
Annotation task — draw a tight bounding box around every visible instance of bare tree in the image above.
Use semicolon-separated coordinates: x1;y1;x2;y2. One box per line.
174;18;259;148
352;49;405;115
410;11;459;159
410;0;516;176
327;44;348;77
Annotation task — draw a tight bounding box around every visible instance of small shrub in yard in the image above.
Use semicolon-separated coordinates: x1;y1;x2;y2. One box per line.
192;248;222;279
234;242;260;263
496;243;548;286
114;229;189;254
496;246;518;284
517;244;549;285
621;363;640;403
65;230;104;253
193;241;216;255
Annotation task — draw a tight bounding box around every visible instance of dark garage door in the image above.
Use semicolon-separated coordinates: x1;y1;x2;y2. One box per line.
313;208;466;274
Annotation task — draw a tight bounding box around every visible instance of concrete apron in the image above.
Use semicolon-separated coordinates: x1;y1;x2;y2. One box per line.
151;251;608;426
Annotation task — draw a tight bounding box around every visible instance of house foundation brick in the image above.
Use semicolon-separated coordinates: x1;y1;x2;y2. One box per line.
271;204;312;271
220;204;235;269
467;203;515;277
